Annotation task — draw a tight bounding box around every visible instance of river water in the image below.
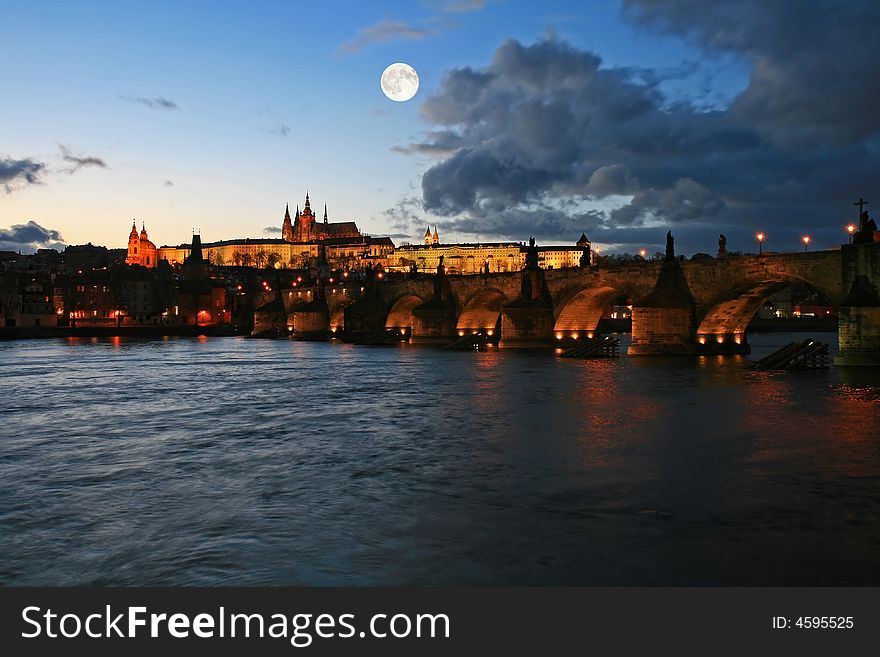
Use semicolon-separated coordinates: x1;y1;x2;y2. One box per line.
1;332;878;586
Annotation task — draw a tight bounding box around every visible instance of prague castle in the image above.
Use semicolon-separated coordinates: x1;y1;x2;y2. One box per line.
123;192;590;274
157;193;394;269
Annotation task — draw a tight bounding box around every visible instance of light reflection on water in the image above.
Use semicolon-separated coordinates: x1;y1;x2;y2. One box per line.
0;331;878;586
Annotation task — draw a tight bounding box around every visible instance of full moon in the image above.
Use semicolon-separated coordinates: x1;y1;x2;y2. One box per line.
380;63;419;102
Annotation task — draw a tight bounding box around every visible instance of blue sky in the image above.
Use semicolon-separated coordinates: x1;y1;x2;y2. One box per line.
3;0;874;254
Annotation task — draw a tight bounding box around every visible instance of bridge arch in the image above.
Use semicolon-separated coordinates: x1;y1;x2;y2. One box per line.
696;277;828;345
456;288;509;336
553;286;623;338
385;294;425;334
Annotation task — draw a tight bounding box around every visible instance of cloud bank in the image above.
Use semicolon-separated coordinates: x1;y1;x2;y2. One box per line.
404;0;880;252
0;221;66;253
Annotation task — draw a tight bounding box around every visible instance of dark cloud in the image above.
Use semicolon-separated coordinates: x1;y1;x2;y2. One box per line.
337;20;432;54
164;180;174;186
263;226;282;235
59;144;107;174
407;5;880;254
120;95;179;110
0;156;46;194
623;0;880;148
0;221;66;253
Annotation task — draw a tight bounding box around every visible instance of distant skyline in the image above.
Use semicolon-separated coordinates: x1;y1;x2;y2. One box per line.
2;0;877;255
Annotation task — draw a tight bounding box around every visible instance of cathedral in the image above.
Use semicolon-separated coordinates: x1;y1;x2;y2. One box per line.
126;221;158;268
281;193;360;243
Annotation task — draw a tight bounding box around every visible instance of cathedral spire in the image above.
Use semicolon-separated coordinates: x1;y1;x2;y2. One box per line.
324;203;328;224
284;202;290;220
304;191;311;209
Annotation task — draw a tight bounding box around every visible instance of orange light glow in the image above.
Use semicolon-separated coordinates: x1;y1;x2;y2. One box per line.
698;336;707;344
458;330;465;337
571;333;579;340
756;232;764;242
802;235;811;245
556;332;563;340
639;249;646;258
847;224;856;234
486;329;494;336
716;335;725;343
587;332;594;339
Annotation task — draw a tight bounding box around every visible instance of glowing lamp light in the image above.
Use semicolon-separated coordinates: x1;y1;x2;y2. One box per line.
343;271;349;278
556;332;563;340
802;235;811;251
698;336;707;344
486;329;493;336
458;330;465;337
734;335;742;344
377;272;385;279
587;332;594;339
847;224;856;234
639;249;647;258
716;335;725;344
571;333;579;340
756;232;765;255
329;277;334;283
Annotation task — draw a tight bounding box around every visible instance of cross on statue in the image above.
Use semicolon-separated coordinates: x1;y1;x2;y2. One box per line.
854;197;869;215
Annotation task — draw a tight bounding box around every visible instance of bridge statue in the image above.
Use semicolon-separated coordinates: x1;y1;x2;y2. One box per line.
718;234;727;257
665;231;675;261
525;236;540;270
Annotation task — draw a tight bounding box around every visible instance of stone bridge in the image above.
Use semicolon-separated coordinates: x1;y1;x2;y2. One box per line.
271;248;848;350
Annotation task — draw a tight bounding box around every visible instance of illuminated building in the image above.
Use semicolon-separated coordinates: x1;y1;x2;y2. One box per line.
126;222;158;268
157;193;394;269
390;233;592;274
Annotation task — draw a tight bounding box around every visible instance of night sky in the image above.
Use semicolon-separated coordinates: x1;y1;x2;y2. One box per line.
1;0;878;255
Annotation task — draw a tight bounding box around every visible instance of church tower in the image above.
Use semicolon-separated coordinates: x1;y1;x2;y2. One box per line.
282;203;294;242
296;192;316;241
432;226;440;245
126;221;140;265
424;227;432;245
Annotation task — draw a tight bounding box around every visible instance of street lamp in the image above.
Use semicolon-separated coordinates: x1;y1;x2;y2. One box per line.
847;224;856;243
756;232;764;255
639;248;647;258
802;235;811;252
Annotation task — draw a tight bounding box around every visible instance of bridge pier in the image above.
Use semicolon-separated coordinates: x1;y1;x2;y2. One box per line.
498;245;555;348
411;260;457;343
411;302;456;343
290;293;330;336
836;243;880;366
835;276;880;366
629;235;698;356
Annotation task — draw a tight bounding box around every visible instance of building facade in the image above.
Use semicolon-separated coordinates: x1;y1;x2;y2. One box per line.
158;193;394;270
126;222;158;268
390;232;592;274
